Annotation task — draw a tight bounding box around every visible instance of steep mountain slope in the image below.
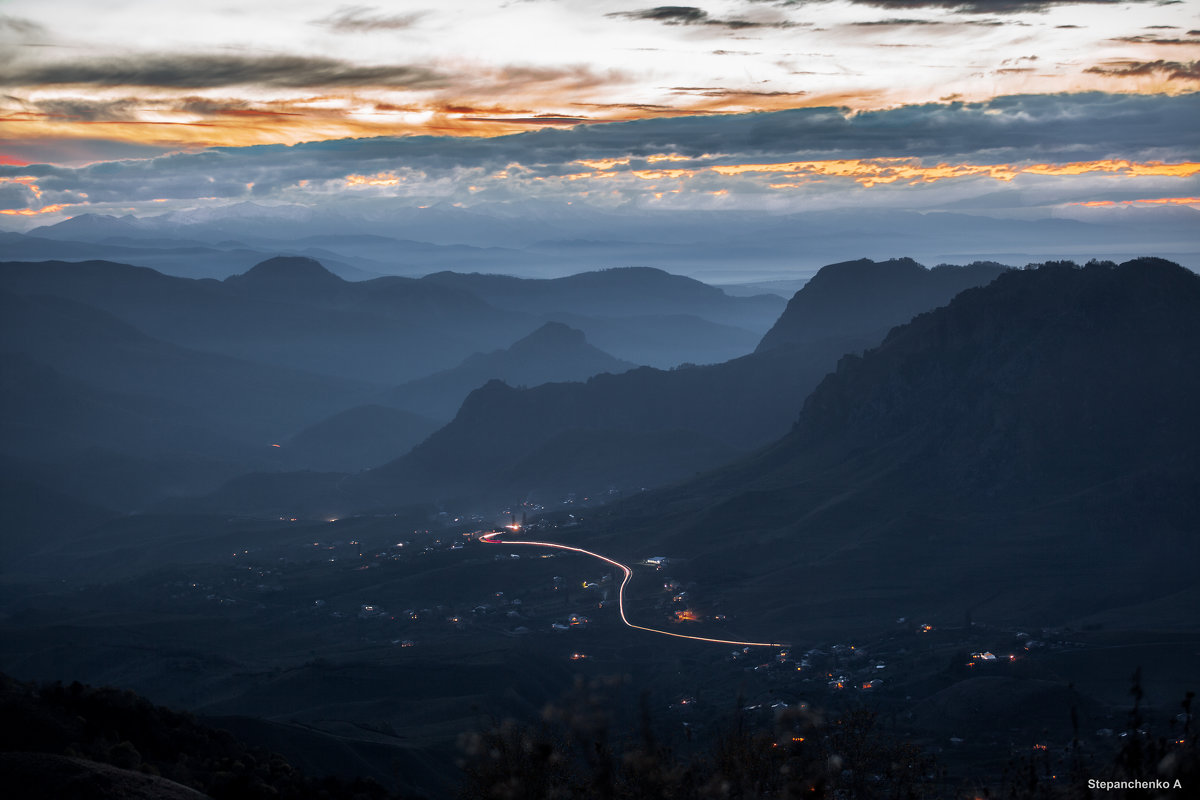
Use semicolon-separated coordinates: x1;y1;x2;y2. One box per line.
384;322;636;420
595;258;1200;638
0;289;373;443
353;339;856;507
0;351;238;462
0;288;386;511
532;311;761;369
280;404;442;472
756;257;1009;352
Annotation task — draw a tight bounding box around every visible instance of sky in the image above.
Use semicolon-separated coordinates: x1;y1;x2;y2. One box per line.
1;0;1198;236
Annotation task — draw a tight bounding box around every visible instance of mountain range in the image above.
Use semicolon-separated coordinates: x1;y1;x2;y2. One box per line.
3;245;1197;797
12;201;1197;283
0;255;788;515
171;257;1014;515
586;257;1200;638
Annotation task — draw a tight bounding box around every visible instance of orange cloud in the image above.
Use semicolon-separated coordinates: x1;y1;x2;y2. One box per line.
1071;196;1200;207
1025;161;1200;177
0;203;70;216
345;171;403;187
0;175;45;198
575;157;631;170
709;159;1200;187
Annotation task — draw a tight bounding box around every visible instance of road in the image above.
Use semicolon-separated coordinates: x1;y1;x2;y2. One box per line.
480;531;782;648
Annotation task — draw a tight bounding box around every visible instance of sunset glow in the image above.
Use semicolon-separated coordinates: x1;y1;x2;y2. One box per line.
1;1;1197;163
0;1;1193;261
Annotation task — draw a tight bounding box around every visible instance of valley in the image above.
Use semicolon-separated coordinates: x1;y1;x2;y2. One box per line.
1;252;1196;797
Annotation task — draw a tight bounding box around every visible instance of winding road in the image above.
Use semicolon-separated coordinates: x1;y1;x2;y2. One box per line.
480;530;782;648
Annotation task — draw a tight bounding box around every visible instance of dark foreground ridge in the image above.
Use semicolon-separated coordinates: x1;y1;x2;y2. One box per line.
0;672;404;799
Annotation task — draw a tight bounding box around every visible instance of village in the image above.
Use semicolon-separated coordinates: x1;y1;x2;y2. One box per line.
23;495;1160;791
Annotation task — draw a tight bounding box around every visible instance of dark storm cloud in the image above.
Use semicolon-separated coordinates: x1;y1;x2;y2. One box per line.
608;6;797;29
612;6;709;23
175;98;307;118
463;116;606;125
0;181;39;210
849;18;945;25
313;6;427;33
4;94;312;123
1085;60;1200;80
1109;35;1200;45
6;92;1197;203
571;101;681;112
1;53;448;89
669;86;809;97
22;97;144;122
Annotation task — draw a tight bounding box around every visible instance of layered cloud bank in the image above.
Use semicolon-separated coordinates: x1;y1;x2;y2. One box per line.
1;0;1197;163
0;0;1195;261
2;92;1197;222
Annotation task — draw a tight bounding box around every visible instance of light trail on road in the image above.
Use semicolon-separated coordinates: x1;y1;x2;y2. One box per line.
480;531;782;648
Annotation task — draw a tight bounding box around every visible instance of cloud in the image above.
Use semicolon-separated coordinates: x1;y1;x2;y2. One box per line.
18;98;145;122
313;5;426;33
607;6;796;29
0;53;448;90
0;138;176;166
4;92;1196;210
612;6;709;24
0;15;46;37
849;18;945;25
1086;61;1200;81
462;115;608;125
669;87;809;98
0;180;39;210
791;0;1165;12
175;98;308;118
1109;35;1200;45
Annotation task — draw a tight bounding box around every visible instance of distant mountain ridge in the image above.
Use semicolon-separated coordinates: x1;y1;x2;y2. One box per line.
421;266;784;333
0;257;527;385
0;257;782;383
757;257;1009;352
384;321;636;420
21;202;1197;282
225;254;347;291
